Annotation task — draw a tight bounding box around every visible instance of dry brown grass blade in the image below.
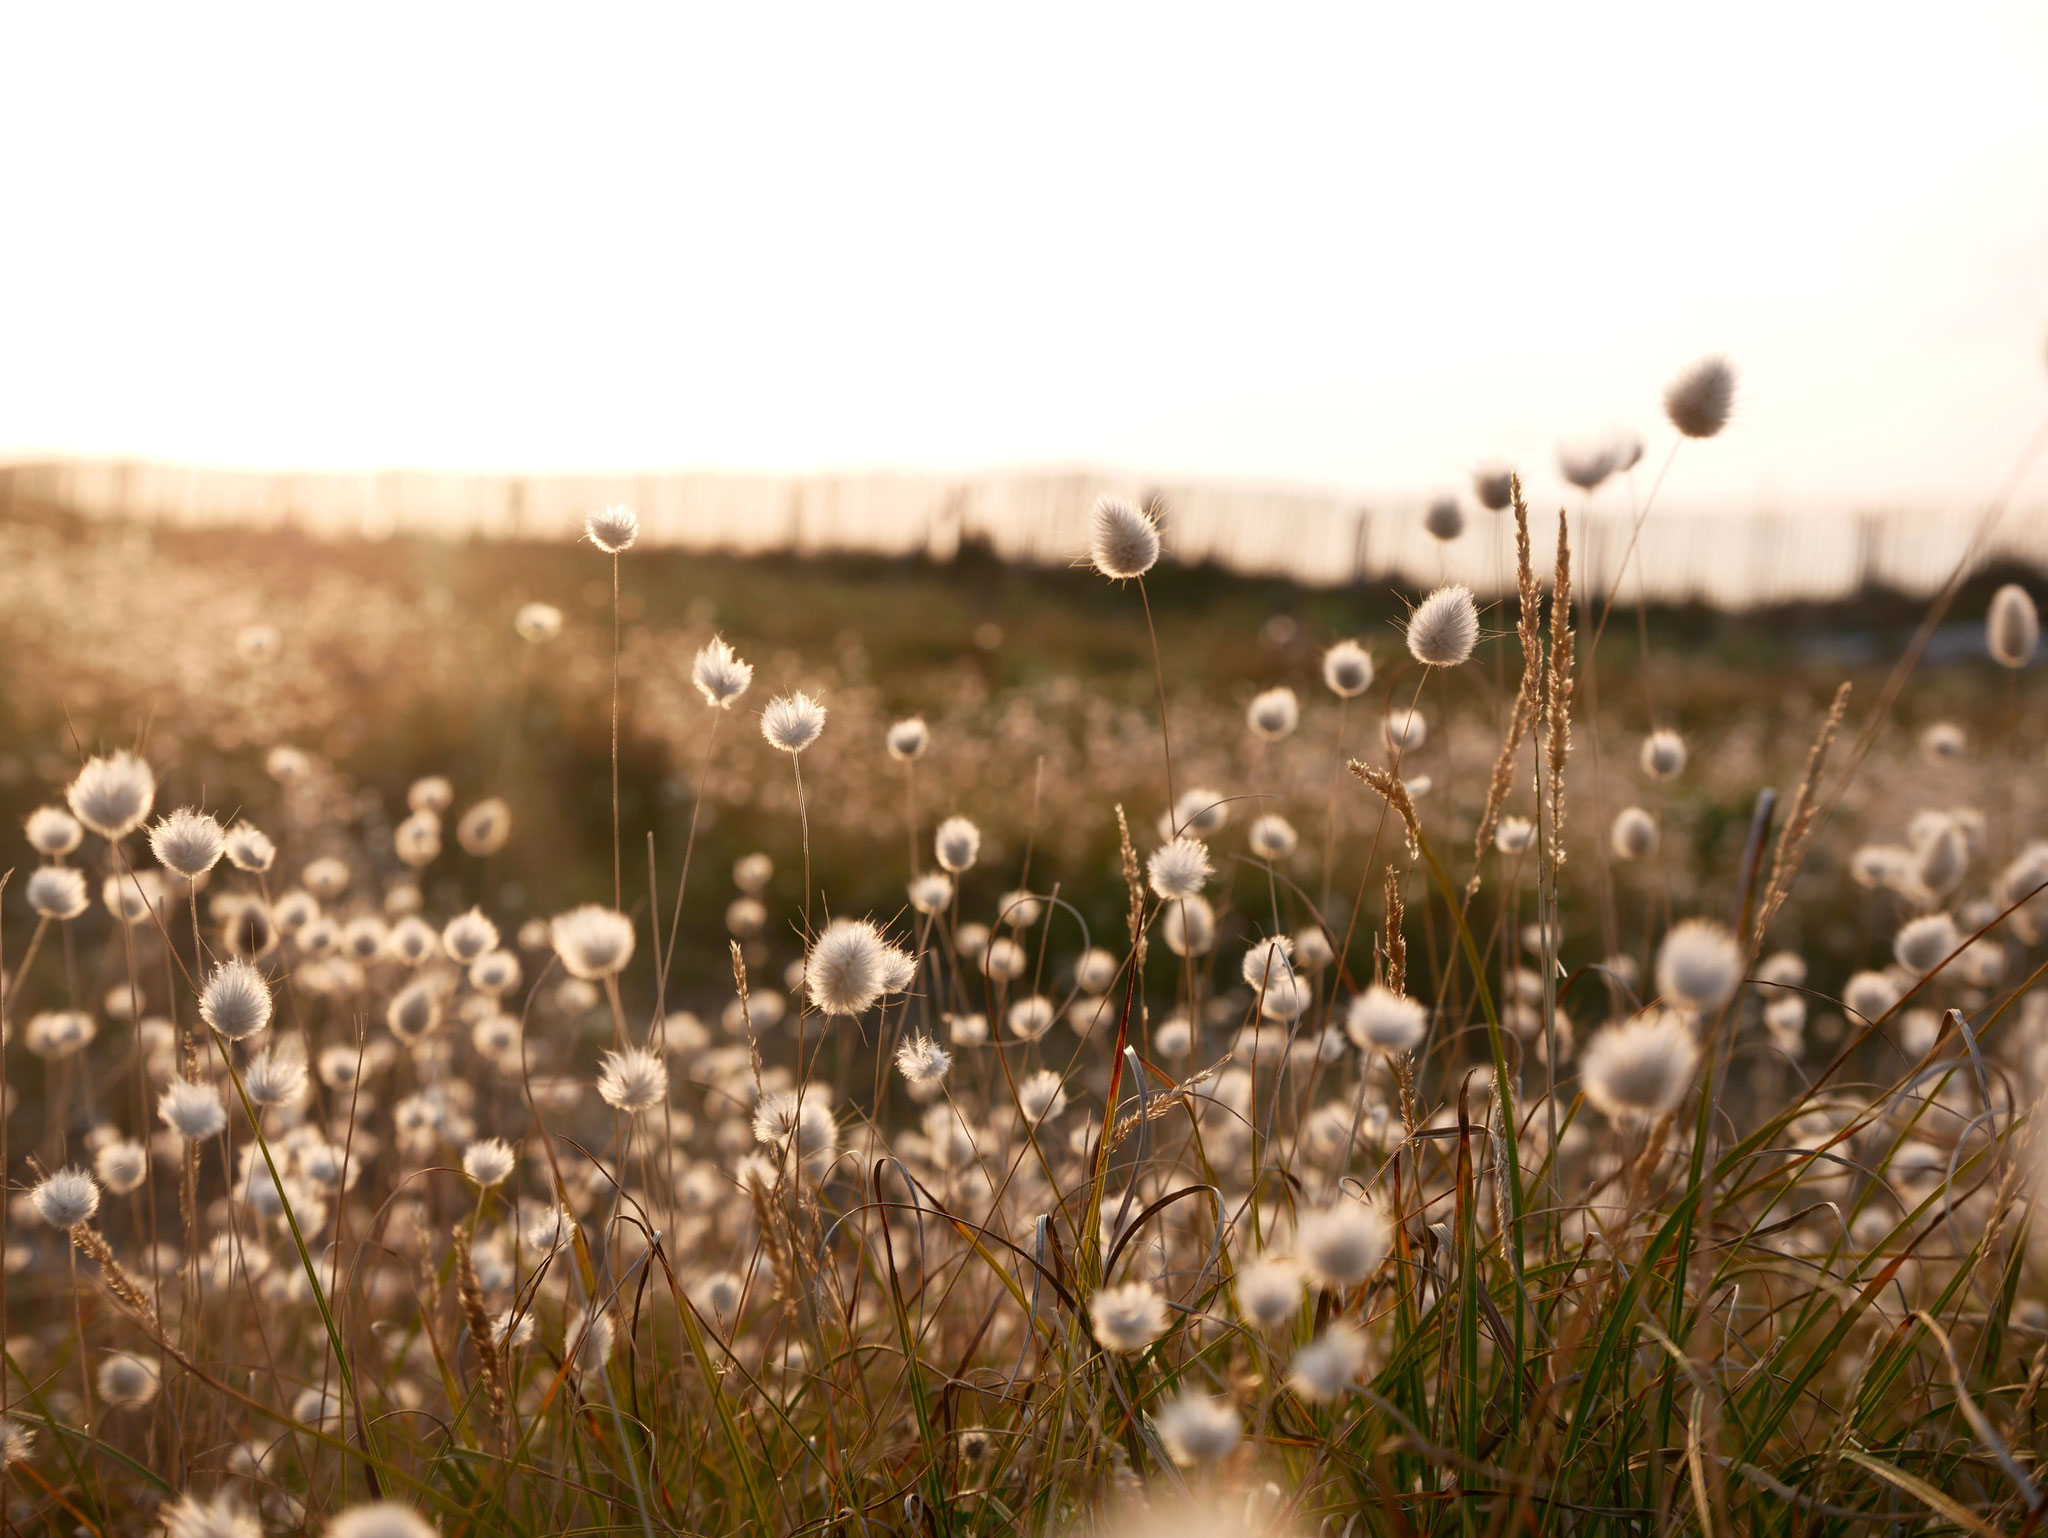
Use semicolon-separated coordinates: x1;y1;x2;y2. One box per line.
453;1225;507;1425
1103;1053;1234;1152
1750;680;1852;947
1468;477;1544;898
1351;759;1421;863
1543;510;1575;871
1383;866;1407;996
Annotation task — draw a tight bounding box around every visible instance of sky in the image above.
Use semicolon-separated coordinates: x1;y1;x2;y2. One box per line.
3;2;2047;516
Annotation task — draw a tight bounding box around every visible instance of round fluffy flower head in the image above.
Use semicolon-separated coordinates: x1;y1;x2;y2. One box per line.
1089;1280;1169;1352
161;1491;260;1538
1664;355;1736;439
596;1047;669;1114
463;1138;517;1188
1988;583;2039;669
1423;496;1465;541
1241;934;1296;991
1894;912;1960;976
1248;814;1298;861
895;1033;952;1090
325;1502;439;1538
242;1048;308;1109
934;815;981;873
1088;495;1160;580
1246;687;1299;741
692;636;753;708
30;1166;99;1228
27;1010;95;1059
1611;806;1658;861
1322;639;1374;698
25;805;82;857
442;907;499;963
583;503;639;553
550;905;635;980
1161;893;1215;957
456;798;512;857
1557;438;1622;492
1385;707;1428;753
27;865;88;920
1473;465;1515;512
1148;836;1212;901
97;1352;160;1410
160;1078;227;1142
1017;1068;1068;1123
1640;729;1687;781
1289;1322;1367;1402
1236;1256;1305;1328
95;1139;149;1195
760;692;826;754
222;821;275;873
66;751;156;840
1581;1010;1699;1121
886;717;930;761
1154;1389;1241;1466
1655;918;1743;1012
908;871;954;915
149;806;225;877
201;959;273;1040
1296;1200;1392;1288
807;918;891;1016
514;601;563;644
1406;584;1479;667
1346;985;1428;1053
1495;816;1536;854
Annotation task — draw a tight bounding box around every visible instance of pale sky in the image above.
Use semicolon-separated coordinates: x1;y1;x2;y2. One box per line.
4;2;2046;516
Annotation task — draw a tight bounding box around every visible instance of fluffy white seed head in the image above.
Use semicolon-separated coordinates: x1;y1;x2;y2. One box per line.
894;1034;951;1090
66;752;156;840
807;918;892;1016
27;865;88;920
31;1167;99;1228
1161;894;1216;957
1346;986;1428;1054
886;717;929;761
1089;1280;1169;1352
1168;787;1230;837
97;1352;160;1410
1919;722;1965;764
442;908;499;964
1289;1323;1367;1401
160;1078;227;1142
242;1048;308;1110
1664;355;1736;439
1988;584;2040;669
1406;585;1479;667
1557;437;1629;492
1074;947;1119;994
103;870;164;925
222;821;276;873
1322;639;1374;698
1581;1010;1699;1121
934;815;981;873
95;1139;150;1195
908;872;955;916
1241;935;1296;991
1611;806;1659;861
583;503;639;553
161;1491;259;1538
597;1048;668;1114
1894;913;1960;976
1236;1257;1304;1328
1844;969;1902;1023
551;906;636;980
1655;918;1743;1012
1246;687;1299;741
456;799;512;857
1384;707;1428;753
25;806;83;859
1248;814;1298;861
324;1501;440;1538
201;959;273;1040
514;601;563;644
692;636;753;708
1154;1390;1241;1466
1296;1201;1392;1288
1016;1068;1067;1123
761;692;827;754
1423;496;1465;541
462;1138;516;1188
148;806;225;877
1473;465;1515;511
1640;730;1687;781
1006;994;1056;1041
1088;496;1160;580
1495;816;1536;854
1148;837;1212;901
26;1010;95;1059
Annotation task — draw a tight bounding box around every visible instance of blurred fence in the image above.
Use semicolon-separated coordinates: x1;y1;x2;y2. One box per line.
2;457;2039;605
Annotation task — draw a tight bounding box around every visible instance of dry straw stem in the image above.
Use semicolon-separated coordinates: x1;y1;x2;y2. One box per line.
1381;866;1407;996
1750;680;1852;947
1542;510;1576;872
1467;477;1544;898
68;1225;157;1332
